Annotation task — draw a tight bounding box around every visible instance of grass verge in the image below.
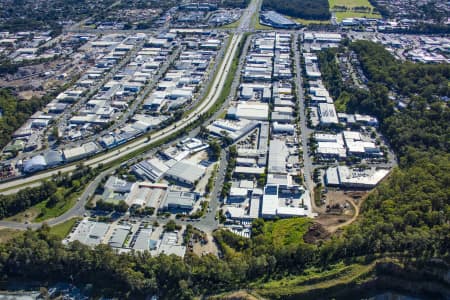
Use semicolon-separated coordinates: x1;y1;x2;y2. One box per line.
5;187;82;223
219;19;240;29
34;189;81;222
49;217;81;239
314;185;323;207
291;17;330;25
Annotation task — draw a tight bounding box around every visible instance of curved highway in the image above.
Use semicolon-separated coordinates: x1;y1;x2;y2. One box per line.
0;34;242;195
0;33;242;229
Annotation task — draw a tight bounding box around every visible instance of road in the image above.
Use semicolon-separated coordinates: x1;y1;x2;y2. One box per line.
0;32;243;194
235;0;261;32
0;33;244;229
0;0;259;231
12;39;147;163
193;33;252;233
293;31;318;212
0;0;260;194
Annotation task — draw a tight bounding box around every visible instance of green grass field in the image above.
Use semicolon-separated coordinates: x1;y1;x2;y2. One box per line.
329;0;374;8
291;17;330;25
49;217;81;239
263;218;312;248
329;0;381;21
335;11;381;21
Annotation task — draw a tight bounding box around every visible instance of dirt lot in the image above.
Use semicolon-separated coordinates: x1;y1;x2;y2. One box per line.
0;228;22;243
192;231;218;257
314;189;369;233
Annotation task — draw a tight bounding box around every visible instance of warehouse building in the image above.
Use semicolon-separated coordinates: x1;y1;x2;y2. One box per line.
131;227;153;252
63;142;100;161
23;155;47;173
165;160;206;187
343;131;381;157
66;220;110;247
260;11;299;29
261;184;312;219
161;190;198;212
228;187;249;203
156;232;186;257
108;225;131;248
325;166;390;189
131;158;169;182
207;119;259;142
318;103;339;125
268;139;289;174
228;102;269;121
272;122;295;134
239;83;272;102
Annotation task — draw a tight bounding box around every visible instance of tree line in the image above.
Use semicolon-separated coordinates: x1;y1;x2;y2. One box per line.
0;89;49;150
0;165;98;220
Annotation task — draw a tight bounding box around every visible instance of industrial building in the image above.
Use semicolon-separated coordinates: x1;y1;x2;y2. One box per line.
318;103;339;125
108;225;131;248
165;160;206;187
156;232;186;257
131;158;169;182
261;184;312;219
325;166;390;189
161;190;198;212
268;139;289;174
130;227;153;252
22;150;64;173
260;11;299;29
207;119;259;142
66;220;110;247
228;102;269;121
303;32;342;44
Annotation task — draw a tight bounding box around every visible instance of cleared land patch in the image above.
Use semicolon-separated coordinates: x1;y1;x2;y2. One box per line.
329;0;381;21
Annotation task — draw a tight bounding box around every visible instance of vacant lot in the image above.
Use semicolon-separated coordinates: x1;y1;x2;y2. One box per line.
263;218;312;248
335;11;381;20
49;217;81;239
330;0;373;8
329;0;381;21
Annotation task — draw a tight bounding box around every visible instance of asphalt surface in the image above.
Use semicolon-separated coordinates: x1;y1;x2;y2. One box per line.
293;32;317;211
0;0;258;231
0;35;244;230
0;33;242;193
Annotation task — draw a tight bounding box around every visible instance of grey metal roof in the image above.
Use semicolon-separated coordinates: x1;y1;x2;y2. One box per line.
268;139;288;174
132;227;152;251
108;225;130;248
164;191;196;208
165;160;205;184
